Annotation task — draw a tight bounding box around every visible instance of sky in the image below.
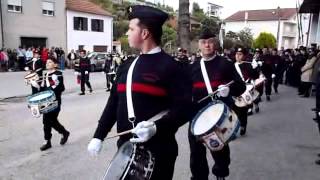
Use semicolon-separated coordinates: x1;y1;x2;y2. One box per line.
148;0;302;19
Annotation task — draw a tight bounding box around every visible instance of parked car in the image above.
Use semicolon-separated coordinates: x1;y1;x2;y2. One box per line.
87;52;108;72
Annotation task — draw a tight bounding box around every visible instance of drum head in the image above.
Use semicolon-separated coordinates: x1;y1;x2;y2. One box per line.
192;103;225;136
103;141;134;180
27;90;55;104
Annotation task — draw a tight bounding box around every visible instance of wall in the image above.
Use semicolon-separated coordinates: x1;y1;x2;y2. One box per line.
66;10;113;53
1;0;66;49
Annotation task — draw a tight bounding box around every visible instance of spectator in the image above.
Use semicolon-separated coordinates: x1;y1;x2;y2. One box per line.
300;49;318;97
41;47;49;65
25;48;33;61
7;48;17;71
67;49;77;69
17;46;26;71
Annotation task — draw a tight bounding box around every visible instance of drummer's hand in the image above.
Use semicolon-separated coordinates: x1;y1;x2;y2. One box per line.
24;67;30;71
257;61;263;66
85;71;89;75
87;138;102;156
272;74;276;79
130;121;157;143
217;85;230;97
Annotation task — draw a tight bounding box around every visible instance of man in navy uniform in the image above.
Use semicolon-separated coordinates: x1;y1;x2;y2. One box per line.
188;29;245;180
87;5;192;180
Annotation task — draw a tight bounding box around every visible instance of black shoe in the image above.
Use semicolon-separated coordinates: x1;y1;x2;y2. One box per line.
79;92;85;95
266;96;271;101
240;127;246;136
318;153;320;157
60;131;70;145
89;89;93;93
106;89;110;92
216;176;225;180
40;141;52;151
315;159;320;165
275;89;278;94
255;106;260;113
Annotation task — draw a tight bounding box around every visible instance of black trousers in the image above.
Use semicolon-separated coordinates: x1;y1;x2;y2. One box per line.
116;137;177;180
188;124;230;179
43;108;68;140
18;56;25;71
80;72;92;93
299;82;312;97
106;73;115;89
233;106;248;128
273;75;282;92
265;77;272;96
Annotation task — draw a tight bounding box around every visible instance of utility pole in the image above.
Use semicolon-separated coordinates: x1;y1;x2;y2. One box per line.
0;0;4;49
276;6;281;50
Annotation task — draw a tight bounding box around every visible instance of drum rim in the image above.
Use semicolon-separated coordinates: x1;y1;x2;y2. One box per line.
27;90;55;104
226;117;241;143
191;101;229;136
104;141;134;179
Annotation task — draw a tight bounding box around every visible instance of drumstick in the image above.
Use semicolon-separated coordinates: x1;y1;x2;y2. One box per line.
105;129;133;139
197;80;234;103
105;110;169;140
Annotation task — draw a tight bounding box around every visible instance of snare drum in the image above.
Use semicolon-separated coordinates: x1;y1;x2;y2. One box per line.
27;90;58;117
24;72;39;85
191;101;241;151
103;141;155;180
234;84;258;107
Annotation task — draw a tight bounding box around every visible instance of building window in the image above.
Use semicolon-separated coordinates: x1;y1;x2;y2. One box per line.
74;17;88;31
42;1;55;16
91;19;104;32
7;0;22;13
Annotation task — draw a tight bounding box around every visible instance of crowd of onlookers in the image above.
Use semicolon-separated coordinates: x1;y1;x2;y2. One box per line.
0;46;69;72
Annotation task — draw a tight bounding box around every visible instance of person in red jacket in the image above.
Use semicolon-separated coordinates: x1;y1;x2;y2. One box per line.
41;47;49;65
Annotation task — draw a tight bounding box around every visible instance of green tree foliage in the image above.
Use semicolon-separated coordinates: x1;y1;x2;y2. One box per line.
253;32;276;49
201;17;221;35
162;25;177;45
113;21;129;41
192;2;206;22
223;28;254;49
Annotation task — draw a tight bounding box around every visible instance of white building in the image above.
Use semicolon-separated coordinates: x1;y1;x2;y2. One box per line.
299;0;320;48
224;8;309;49
66;0;113;53
206;2;223;18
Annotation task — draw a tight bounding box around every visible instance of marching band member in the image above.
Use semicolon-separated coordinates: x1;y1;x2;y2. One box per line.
87;5;192;180
261;48;276;101
78;50;93;95
39;57;69;151
188;29;245;180
25;50;43;94
233;47;259;135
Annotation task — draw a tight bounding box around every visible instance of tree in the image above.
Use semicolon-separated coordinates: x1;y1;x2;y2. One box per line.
253;32;277;49
201;17;221;35
226;31;238;39
162;25;177;46
113;21;129;41
192;2;206;22
178;0;190;52
238;28;254;48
